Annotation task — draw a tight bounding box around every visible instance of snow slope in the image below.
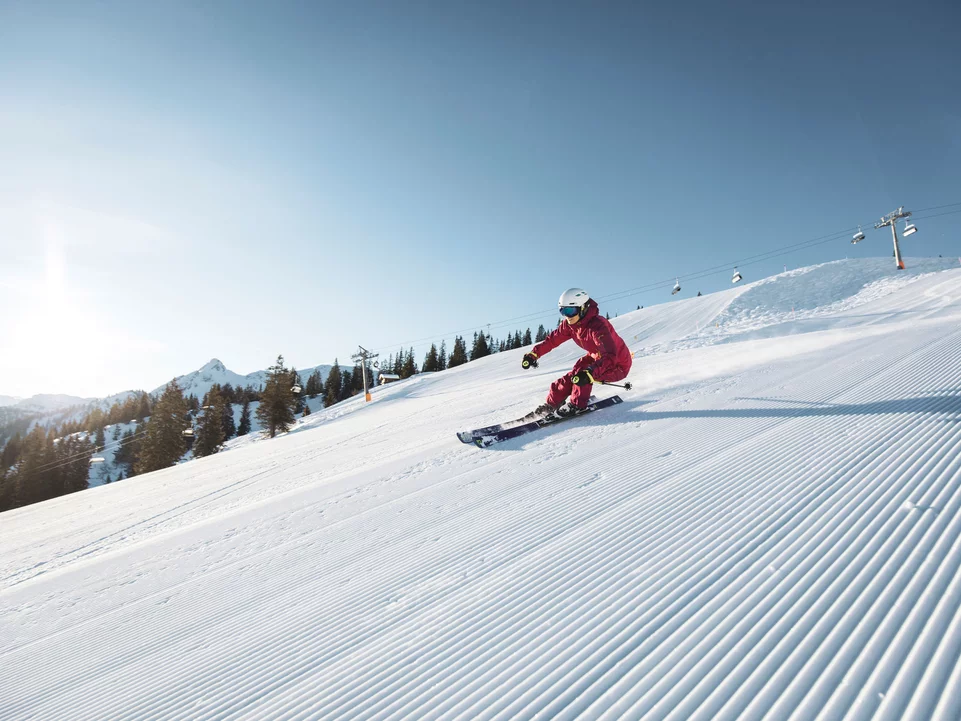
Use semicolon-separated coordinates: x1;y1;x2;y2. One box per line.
3;259;961;720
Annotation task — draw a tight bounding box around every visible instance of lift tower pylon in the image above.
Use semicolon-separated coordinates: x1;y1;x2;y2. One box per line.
874;206;913;270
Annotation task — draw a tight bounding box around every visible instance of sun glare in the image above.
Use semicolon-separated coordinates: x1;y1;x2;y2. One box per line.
7;221;105;396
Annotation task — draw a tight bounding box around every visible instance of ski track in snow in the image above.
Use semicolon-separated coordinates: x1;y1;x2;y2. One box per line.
2;260;961;719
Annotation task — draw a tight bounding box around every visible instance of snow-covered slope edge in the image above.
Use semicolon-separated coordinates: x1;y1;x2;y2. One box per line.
2;263;961;720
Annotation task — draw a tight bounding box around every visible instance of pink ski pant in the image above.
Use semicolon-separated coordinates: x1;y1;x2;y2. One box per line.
546;355;631;409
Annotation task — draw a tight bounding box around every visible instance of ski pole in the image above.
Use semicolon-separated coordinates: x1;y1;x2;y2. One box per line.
571;371;632;391
598;380;632;391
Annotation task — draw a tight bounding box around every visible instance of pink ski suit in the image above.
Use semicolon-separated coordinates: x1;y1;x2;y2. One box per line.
531;299;633;409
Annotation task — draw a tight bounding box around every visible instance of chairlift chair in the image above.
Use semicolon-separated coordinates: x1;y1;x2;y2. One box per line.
852;226;865;244
903;221;918;237
672;278;681;295
732;268;743;284
182;428;195;438
90;457;106;464
291;384;302;394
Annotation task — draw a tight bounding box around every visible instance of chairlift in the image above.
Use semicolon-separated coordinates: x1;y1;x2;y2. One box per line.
852;226;865;244
732;267;743;284
182;428;195;438
903;221;917;237
291;384;302;394
671;278;681;296
90;457;106;464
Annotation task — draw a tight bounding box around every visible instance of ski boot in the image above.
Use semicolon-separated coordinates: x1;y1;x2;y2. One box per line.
553;401;589;419
525;403;558;421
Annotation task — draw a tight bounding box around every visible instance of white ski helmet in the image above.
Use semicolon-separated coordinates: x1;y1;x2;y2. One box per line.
558;288;591;320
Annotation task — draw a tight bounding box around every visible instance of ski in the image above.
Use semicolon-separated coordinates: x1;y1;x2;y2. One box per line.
459;395;623;447
456;396;598;443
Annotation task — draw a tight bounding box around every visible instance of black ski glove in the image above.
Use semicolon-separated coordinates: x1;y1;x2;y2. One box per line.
571;368;595;386
522;353;538;369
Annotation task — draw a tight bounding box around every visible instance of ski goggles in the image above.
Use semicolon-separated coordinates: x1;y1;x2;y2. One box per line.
559;306;580;318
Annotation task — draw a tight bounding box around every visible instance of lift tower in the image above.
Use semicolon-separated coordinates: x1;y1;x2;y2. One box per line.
875;206;912;270
351;345;379;402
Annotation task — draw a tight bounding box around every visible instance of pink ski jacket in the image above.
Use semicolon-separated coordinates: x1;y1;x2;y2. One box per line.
531;300;632;377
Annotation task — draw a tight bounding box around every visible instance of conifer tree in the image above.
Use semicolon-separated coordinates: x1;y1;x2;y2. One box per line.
523;328;532;345
237;398;252;436
135;379;189;475
111;424;121;442
303;404;311;417
10;426;51;507
422;344;439;373
1;432;22;473
535;325;548;342
448;336;468;367
63;434;94;495
401;348;417;378
256;355;297;438
0;470;13;512
87;408;104;434
290;369;305;414
438;341;447;370
94;425;105;451
339;368;353;401
324;359;342;408
305;370;322;398
113;428;139;475
221;397;236;440
470;331;491;361
195;386;226;458
137;392;151;420
352;363;366;393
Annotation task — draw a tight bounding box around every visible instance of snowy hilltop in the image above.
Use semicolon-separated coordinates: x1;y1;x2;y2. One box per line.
0;393;90;412
3;257;961;719
153;358;336;401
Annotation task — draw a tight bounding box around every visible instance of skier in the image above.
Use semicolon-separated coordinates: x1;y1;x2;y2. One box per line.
522;288;633;418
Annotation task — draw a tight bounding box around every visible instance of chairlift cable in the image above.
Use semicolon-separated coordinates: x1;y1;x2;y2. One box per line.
371;206;961;354
21;425;154;476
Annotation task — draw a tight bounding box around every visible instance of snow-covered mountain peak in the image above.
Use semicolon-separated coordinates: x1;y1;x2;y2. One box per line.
200;358;226;373
154;358;336;400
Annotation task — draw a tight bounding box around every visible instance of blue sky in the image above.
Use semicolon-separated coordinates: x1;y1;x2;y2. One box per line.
1;0;959;397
